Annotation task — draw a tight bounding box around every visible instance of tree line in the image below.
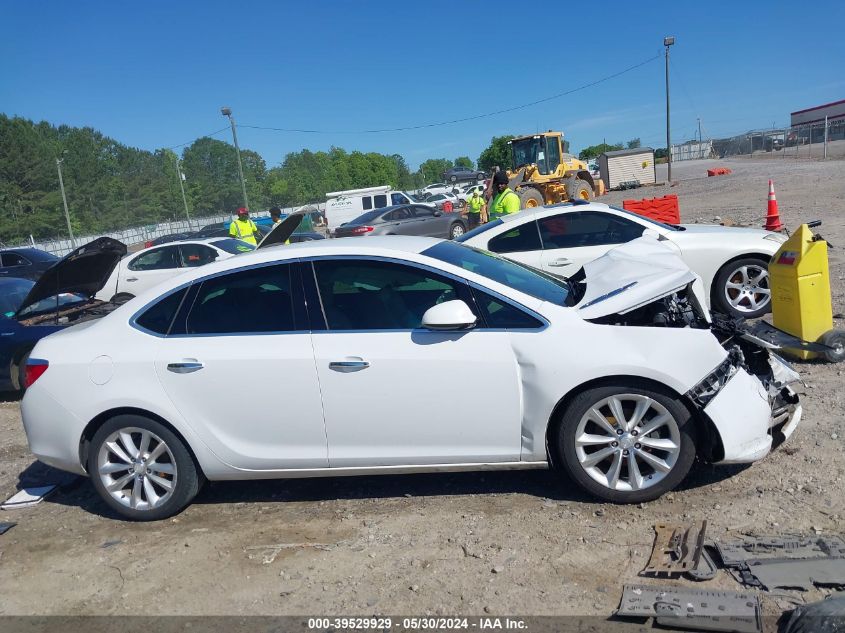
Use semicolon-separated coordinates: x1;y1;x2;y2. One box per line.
0;115;495;244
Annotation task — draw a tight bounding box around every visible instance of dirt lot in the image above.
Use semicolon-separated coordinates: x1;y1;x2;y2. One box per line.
1;156;844;625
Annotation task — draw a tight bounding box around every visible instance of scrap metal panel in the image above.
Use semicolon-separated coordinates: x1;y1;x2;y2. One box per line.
599;148;656;189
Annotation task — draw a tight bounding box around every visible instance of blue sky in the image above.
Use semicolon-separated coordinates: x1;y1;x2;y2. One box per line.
3;0;844;170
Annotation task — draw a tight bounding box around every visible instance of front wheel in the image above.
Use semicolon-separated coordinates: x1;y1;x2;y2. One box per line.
449;222;466;239
555;383;696;503
88;414;204;521
713;257;771;319
820;330;845;363
517;187;545;208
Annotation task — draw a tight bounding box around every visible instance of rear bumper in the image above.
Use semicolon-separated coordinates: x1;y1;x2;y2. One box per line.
21;385;87;475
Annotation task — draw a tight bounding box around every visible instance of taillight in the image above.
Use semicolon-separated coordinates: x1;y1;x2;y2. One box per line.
24;359;49;389
350;226;375;235
145;241;154;248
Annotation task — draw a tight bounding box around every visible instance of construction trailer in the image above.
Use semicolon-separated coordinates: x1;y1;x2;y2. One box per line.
599;148;656;190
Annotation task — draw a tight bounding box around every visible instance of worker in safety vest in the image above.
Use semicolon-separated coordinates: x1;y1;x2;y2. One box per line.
465;188;486;230
229;207;259;245
487;171;520;220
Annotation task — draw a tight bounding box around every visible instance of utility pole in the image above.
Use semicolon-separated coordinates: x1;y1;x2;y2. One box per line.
697;118;702;144
175;157;191;222
221;106;250;211
56;152;76;248
824;116;829;159
664;36;675;183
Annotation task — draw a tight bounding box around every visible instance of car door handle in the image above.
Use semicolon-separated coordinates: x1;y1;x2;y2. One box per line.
547;258;572;267
167;361;204;374
329;360;370;372
126;277;138;282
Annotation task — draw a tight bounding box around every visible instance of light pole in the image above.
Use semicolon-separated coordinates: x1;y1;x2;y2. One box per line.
174;156;191;222
220;106;250;211
55;151;76;247
664;36;675;183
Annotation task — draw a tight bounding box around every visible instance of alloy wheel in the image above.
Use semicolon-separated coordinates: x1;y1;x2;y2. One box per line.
724;264;770;314
574;394;681;492
97;427;178;511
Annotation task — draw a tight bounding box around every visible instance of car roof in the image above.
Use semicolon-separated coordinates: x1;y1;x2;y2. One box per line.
0;247;57;259
496;200;612;224
133;237;231;253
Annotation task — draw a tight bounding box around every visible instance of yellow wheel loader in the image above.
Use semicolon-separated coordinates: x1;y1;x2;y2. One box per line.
503;132;595;208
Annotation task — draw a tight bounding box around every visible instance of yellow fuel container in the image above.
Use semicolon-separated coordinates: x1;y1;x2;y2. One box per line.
769;224;833;360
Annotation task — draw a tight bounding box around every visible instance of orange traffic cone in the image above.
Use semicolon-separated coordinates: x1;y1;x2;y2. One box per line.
764;179;783;232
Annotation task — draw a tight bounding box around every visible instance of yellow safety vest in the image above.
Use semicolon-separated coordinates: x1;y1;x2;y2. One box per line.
489;189;520;217
467;195;485;213
230;218;258;245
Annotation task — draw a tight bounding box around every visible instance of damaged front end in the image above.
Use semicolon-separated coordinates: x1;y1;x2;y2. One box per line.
708;314;802;447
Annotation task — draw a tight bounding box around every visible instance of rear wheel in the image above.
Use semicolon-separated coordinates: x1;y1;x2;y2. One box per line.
565;178;593;201
88;414;204;521
713;257;771;318
517;187;545;208
555;383;696;503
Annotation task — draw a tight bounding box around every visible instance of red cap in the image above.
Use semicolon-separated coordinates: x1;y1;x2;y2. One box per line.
237;207;248;215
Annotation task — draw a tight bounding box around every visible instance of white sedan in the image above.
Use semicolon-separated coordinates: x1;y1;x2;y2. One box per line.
459;201;787;318
95;238;255;303
21;236;800;520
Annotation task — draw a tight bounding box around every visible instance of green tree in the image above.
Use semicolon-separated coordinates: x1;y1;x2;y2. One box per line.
419;158;453;184
578;142;624;161
627;138;641;149
454;156;473;169
477;135;514;173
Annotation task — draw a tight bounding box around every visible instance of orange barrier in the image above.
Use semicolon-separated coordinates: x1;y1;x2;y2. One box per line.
707;167;732;177
622;194;680;225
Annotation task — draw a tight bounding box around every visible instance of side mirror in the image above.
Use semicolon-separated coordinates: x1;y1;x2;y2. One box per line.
421;300;477;331
641;228;661;240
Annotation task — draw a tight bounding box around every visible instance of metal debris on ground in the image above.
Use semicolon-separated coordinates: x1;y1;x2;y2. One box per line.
641;521;707;578
0;521;16;535
687;547;719;582
244;542;336;565
1;485;57;510
715;535;845;591
617;584;762;633
782;592;845;633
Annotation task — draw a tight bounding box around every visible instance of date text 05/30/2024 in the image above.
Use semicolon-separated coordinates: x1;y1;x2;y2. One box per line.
307;617;528;630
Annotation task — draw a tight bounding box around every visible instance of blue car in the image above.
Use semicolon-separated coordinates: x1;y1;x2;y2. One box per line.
0;237;126;392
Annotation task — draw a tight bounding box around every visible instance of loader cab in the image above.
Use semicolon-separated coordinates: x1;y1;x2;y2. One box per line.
509;133;567;175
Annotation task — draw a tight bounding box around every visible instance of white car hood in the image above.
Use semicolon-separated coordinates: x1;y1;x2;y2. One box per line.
576;237;698;320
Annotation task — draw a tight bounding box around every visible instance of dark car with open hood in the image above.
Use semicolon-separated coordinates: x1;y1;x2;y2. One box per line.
0;237;127;392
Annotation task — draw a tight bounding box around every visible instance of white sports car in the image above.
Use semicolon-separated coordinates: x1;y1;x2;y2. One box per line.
459;201;787;318
21;235;800;520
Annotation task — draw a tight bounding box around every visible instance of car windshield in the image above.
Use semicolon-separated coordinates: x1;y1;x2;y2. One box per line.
0;278;35;316
609;205;684;231
210;239;256;254
511;137;541;168
423;241;573;307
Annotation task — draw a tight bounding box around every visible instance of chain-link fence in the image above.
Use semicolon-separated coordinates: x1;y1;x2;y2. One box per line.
7;203;323;257
712;116;845;160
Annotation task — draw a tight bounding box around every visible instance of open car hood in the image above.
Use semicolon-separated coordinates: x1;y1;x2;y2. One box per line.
575;236;698;320
257;209;307;249
16;237;127;316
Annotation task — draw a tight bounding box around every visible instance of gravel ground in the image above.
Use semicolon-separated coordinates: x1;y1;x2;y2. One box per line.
0;156;844;626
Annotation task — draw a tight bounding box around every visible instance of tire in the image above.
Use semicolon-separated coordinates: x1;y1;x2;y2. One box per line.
565;177;593;201
110;292;135;305
449;175;457;183
712;257;771;319
554;382;696;503
449;222;466;240
820;330;845;363
517;187;545;208
476;173;485;182
88;414;204;521
13;348;32;393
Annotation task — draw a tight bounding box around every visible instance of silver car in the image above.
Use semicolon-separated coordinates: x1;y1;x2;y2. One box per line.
333;204;468;240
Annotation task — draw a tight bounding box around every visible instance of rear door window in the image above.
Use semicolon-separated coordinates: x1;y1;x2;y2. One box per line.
135;288;189;335
488;221;543;253
185;264;297;334
179;243;218;267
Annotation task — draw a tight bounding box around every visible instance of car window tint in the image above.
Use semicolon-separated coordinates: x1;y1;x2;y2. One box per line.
2;253;30;267
373;194;388;209
538;211;645;249
179;244;217;268
129;246;180;271
386;208;412;221
362;196;373;211
313;259;466;330
186;264;296;334
413;206;435;218
135;287;188;335
488;221;543;253
390;193;405;205
210;239;256;255
471;287;543;329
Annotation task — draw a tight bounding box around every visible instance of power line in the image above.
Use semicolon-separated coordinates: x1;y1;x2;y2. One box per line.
165;127;230;150
240;53;662;135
